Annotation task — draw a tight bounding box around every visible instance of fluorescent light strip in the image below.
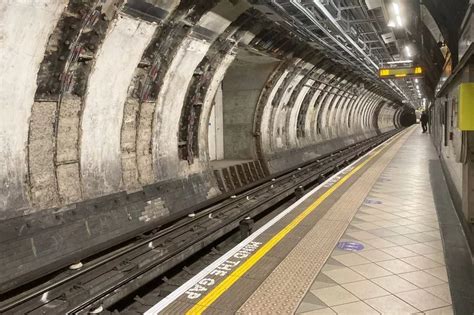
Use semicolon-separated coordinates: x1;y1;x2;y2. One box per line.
386;60;413;64
392;2;400;14
405;46;411;57
396;15;402;27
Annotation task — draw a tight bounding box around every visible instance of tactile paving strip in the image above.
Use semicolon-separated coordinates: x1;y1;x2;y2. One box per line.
237;128;415;314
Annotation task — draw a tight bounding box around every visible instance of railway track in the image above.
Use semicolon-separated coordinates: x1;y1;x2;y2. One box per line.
0;130;400;314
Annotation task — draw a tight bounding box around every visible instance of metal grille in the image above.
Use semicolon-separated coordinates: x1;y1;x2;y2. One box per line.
255;0;419;106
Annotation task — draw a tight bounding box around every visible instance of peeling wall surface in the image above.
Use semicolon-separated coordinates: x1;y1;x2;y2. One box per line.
0;0;66;216
0;0;412;290
81;14;156;198
152;37;210;178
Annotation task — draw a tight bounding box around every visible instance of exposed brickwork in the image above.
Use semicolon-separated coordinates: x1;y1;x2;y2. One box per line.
28;102;60;210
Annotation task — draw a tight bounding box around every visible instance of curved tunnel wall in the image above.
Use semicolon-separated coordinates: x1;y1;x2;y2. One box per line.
255;61;401;172
0;0;409;290
0;0;407;219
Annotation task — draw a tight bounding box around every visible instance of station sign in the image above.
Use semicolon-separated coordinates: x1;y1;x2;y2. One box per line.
458;82;474;130
379;66;423;79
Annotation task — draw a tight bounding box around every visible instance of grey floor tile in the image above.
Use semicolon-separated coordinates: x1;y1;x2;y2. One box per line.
396;289;450;311
424;267;449;281
322;267;365;284
405;232;438;243
297;307;336;314
311;285;359;306
341;280;390;299
371;274;418;293
399;270;445;288
332;253;371;267
296;302;327;314
365;295;418;313
376;259;419;274
382;235;419;245
311;273;339;290
331;301;379;314
351;263;393;279
423;252;446;265
403;243;440;255
380;246;418;259
401;255;442;270
423;306;454;315
357;249;395;262
425;283;452;303
369;228;400;237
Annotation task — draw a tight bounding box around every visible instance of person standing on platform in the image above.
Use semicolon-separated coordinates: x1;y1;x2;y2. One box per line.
420;111;428;133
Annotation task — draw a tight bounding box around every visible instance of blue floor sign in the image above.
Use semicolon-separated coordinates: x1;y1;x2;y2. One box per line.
337;241;364;251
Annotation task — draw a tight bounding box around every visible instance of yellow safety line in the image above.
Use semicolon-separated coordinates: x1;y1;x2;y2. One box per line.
185;133;401;315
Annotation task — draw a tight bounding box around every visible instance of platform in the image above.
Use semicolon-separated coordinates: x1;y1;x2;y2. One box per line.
145;127;473;315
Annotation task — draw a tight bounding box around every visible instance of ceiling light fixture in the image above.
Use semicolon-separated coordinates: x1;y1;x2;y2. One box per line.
392;2;400;14
396;15;403;27
386;60;413;64
405;46;412;57
387;2;403;28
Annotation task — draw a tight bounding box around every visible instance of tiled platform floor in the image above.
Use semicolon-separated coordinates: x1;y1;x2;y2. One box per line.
296;131;454;314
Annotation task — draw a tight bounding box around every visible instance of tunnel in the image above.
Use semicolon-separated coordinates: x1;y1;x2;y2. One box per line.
3;0;472;312
2;0;413;290
1;1;412;209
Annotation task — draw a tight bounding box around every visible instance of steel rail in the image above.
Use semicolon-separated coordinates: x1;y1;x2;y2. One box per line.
69;132;396;314
1;139;363;311
0;130;400;314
